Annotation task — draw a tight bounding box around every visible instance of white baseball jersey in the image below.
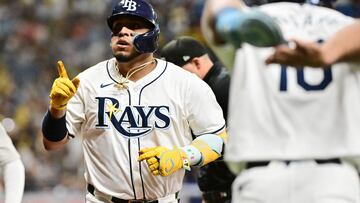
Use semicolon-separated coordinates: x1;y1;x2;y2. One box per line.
225;3;360;162
0;124;20;166
66;58;225;199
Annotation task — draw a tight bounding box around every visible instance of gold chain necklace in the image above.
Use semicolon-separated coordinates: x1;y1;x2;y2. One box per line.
115;59;155;90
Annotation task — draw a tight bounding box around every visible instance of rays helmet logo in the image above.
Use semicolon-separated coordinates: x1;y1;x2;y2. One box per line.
95;97;171;138
120;0;137;11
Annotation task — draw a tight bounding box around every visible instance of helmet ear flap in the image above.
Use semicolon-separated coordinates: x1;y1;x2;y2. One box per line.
133;25;160;53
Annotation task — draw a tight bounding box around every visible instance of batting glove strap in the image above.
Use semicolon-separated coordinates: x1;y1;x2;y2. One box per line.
180;149;191;171
181;145;203;166
50;100;68;110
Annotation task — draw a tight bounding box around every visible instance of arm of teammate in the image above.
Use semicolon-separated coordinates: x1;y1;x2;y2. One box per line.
2;159;25;203
201;0;245;46
138;130;227;177
202;0;283;48
0;125;25;203
42;61;80;151
266;20;360;67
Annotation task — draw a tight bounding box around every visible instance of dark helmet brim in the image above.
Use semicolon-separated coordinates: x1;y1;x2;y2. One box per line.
107;13;155;31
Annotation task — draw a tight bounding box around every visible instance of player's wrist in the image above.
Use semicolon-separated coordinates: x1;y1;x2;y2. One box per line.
49;105;66;119
50;100;68;111
320;45;336;67
181;145;203;166
42;110;68;142
178;148;191;171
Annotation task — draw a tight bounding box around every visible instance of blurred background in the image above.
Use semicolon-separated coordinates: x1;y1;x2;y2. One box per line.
0;0;359;202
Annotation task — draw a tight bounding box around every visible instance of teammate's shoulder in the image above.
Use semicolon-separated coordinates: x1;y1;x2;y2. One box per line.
259;2;301;15
306;4;354;34
259;2;353;40
259;2;351;20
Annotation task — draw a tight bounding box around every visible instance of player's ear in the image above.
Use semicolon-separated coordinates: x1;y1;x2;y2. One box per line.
192;57;201;69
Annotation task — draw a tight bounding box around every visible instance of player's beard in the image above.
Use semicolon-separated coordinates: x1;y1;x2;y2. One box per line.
113;49;141;62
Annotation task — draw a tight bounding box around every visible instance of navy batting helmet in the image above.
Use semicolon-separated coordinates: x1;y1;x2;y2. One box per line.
107;0;160;53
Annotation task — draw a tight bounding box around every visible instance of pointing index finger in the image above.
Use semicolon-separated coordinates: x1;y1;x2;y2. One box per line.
57;60;69;78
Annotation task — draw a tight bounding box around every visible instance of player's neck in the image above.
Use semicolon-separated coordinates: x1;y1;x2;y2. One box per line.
116;56;156;82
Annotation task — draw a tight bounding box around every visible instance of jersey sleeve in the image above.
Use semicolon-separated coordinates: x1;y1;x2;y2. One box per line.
66;74;86;137
185;75;226;136
0;124;20;165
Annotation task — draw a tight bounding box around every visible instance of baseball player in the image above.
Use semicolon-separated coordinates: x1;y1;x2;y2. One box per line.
202;0;360;203
161;36;234;203
41;0;227;202
0;123;25;203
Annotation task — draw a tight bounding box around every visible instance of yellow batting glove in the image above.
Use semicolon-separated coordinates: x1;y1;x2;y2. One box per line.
138;147;190;177
158;148;190;176
138;147;168;176
49;61;80;110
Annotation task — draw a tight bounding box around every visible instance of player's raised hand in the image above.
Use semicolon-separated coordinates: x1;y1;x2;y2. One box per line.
138;146;190;177
49;61;80;110
265;39;328;67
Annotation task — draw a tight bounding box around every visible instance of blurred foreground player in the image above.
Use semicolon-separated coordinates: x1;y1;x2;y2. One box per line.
202;0;360;202
0;123;25;203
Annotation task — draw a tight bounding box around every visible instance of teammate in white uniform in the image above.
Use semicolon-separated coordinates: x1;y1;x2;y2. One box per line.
41;1;227;202
202;0;360;203
0;123;25;203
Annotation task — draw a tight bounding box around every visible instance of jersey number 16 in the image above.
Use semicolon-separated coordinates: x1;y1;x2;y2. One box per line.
279;39;332;92
279;65;333;91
